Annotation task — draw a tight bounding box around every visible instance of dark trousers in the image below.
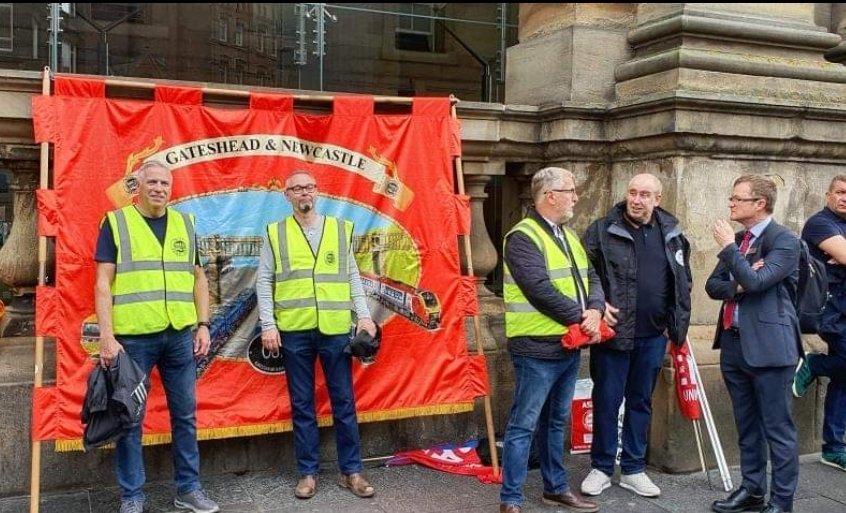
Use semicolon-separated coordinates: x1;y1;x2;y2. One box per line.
720;329;797;512
116;328;200;501
814;292;846;454
588;335;667;475
281;329;362;476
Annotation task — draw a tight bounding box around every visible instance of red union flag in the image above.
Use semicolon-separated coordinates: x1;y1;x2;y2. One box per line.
389;440;502;484
31;76;487;449
670;341;701;421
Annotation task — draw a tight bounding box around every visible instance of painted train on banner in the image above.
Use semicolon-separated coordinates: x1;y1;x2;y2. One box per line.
360;272;441;331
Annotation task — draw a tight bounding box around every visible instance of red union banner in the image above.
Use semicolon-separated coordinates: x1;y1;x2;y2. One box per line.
31;76;486;449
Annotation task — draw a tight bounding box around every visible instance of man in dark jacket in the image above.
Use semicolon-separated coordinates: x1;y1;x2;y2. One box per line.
581;173;692;499
499;167;603;513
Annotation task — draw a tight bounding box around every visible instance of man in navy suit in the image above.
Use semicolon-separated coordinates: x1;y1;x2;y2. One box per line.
705;175;801;513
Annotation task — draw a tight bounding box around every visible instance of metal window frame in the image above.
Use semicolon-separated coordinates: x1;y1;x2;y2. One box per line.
218;16;228;43
0;4;13;52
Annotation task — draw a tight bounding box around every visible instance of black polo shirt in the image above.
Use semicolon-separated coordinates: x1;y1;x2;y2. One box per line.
624;215;671;338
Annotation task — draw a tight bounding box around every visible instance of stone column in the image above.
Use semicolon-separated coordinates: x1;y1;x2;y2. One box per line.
515;174;534;216
461;172;499;299
606;3;846;472
0;153;40;337
460;161;508;430
826;3;846;64
506;3;636;105
616;3;845;102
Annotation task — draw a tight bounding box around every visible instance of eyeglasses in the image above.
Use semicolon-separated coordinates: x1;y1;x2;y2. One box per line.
546;188;576;195
728;196;761;203
286;184;317;194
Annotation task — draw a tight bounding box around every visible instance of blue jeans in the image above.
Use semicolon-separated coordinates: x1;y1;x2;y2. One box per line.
281;329;362;476
116;328;200;501
814;291;846;454
500;353;580;506
589;335;667;475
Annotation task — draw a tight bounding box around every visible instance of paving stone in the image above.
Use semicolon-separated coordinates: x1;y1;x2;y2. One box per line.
17;454;846;513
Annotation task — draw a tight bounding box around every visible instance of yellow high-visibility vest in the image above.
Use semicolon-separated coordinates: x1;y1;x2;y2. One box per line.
503;218;590;337
108;206;197;335
268;216;353;335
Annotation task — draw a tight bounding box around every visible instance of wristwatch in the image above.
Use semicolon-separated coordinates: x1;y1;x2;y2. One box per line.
197;321;211;329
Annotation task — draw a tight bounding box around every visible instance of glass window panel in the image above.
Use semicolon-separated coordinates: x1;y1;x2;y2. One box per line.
0;3;518;102
235;22;244;47
0;4;12;52
218;17;228;42
31;16;37;59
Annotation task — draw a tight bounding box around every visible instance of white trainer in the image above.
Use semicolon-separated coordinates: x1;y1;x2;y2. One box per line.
580;468;611;496
619;472;661;497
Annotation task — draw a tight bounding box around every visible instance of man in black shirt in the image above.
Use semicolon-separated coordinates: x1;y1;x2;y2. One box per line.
94;161;218;513
582;174;692;498
796;175;846;472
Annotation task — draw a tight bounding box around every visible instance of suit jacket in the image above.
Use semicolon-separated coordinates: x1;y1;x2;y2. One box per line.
705;220;802;368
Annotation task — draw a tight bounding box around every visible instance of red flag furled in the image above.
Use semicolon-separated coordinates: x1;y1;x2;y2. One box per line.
388;440;502;484
560;321;615;350
31;76;487;449
670;341;701;421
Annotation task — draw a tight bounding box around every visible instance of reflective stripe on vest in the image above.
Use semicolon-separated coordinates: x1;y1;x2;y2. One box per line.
268;216;353;335
503;218;590;337
108;206;197;335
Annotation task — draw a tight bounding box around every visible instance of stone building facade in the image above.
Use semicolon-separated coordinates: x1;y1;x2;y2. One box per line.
2;3;846;495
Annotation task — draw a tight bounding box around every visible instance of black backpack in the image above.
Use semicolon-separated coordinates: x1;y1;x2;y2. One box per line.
758;225;828;334
796;239;829;334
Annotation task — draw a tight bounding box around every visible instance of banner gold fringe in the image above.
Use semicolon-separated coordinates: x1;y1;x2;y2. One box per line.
53;402;476;452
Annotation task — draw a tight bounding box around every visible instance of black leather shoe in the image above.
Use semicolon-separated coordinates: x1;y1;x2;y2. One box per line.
761;503;789;513
712;488;765;513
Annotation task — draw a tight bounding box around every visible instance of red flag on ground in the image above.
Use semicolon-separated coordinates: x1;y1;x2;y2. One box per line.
388;440;502;484
670;341;701;421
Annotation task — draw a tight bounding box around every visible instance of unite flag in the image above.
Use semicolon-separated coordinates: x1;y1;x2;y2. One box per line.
670;340;701;421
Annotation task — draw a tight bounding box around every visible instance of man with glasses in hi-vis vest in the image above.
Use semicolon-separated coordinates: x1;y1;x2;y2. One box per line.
94;161;218;513
499;167;604;513
256;170;377;501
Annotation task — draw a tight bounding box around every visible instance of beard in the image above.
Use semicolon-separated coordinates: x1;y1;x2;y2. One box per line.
297;200;313;213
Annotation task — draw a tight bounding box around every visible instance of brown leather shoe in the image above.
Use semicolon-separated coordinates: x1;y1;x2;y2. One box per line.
338;472;375;498
294;474;316;499
542;491;599;512
499;504;521;513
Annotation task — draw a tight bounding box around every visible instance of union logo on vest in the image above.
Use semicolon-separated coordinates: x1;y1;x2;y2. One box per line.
172;238;187;255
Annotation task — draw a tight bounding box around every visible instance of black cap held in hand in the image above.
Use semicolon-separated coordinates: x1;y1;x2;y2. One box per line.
345;324;381;359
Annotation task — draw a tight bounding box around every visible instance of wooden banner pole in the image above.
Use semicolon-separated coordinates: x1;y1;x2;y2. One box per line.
30;65;51;513
450;100;499;476
60;73;458;105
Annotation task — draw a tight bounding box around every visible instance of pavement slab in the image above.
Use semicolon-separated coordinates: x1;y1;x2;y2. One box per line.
7;452;846;513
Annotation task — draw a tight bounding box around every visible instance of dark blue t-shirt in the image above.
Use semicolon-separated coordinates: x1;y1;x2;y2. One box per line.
94;211;198;265
802;207;846;286
625;217;671;338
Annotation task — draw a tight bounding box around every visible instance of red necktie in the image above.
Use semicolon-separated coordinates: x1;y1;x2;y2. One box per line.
722;230;753;330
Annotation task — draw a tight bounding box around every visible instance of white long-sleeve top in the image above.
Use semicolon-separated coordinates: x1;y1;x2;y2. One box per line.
255;215;370;332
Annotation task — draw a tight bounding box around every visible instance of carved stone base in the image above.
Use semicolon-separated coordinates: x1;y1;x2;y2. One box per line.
0;289;34;337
